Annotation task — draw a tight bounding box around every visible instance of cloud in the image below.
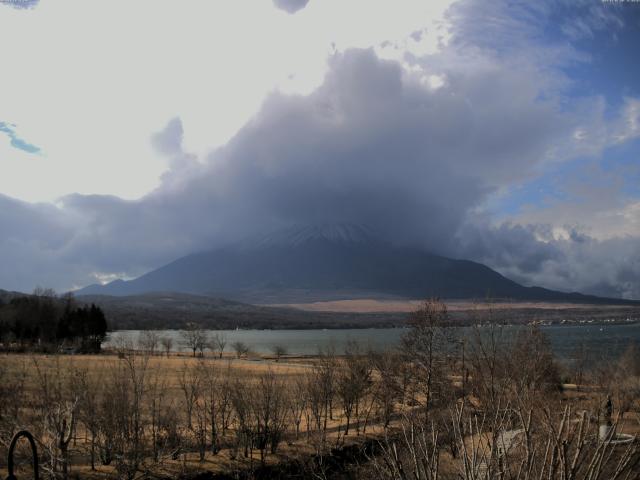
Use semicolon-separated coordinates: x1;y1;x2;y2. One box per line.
462;159;640;300
0;0;455;202
457;221;640;300
272;0;309;14
560;3;625;41
0;42;577;290
151;117;184;156
0;194;79;292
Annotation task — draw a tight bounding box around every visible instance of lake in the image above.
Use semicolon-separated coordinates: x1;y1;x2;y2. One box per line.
106;323;640;362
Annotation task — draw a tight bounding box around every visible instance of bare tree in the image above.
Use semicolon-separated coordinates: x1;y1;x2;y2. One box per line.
468;322;509;410
147;366;172;463
402;298;451;413
78;366;104;470
201;361;222;454
96;373;118;466
570;341;589;390
33;286;58;298
271;344;288;362
336;341;371;436
108;352;150;480
249;370;289;462
306;370;325;438
160;336;173;357
230;378;253;459
178;361;202;430
232;341;249;359
33;357;82;480
138;330;160;355
0;358;27;455
192;363;209;462
113;335;135;358
618;342;640;375
212;333;227;359
372;399;640;480
609;343;640;420
288;376;308;439
181;323;208;357
370;350;401;429
510;326;561;395
218;363;235;434
306;348;337;449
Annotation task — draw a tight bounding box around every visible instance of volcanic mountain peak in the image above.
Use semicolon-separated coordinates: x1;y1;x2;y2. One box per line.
74;222;638;306
247;223;380;249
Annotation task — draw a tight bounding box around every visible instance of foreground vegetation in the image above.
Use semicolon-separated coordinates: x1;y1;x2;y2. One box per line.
0;300;639;479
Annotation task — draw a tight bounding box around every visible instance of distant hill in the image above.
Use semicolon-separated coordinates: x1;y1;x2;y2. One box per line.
76;224;638;305
0;288;405;329
4;288;638;331
75;291;404;329
74;291;640;330
0;289;27;304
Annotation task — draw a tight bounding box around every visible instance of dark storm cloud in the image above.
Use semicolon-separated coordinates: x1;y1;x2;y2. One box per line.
455;222;564;276
272;0;309;14
40;46;572;287
0;45;605;292
0;194;71;251
0;194;79;291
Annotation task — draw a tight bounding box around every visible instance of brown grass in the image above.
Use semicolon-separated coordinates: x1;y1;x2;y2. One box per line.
0;351;385;479
265;298;637;313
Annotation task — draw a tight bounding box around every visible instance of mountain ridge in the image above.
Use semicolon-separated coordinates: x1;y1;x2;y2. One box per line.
75;224;639;305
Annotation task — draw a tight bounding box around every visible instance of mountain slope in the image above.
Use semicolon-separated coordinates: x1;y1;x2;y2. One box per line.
76;224;637;304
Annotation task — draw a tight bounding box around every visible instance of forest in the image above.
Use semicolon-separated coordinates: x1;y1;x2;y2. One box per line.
0;289;108;353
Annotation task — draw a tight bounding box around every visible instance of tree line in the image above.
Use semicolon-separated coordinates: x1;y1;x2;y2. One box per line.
0;288;108;353
133;325;284;361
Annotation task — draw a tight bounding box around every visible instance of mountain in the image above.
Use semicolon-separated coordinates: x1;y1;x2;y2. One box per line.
76;224;637;304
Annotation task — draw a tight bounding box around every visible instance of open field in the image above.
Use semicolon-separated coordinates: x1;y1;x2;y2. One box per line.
267;298;640;313
0;350;400;480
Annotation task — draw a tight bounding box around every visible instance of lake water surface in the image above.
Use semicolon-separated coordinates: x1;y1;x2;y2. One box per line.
106;323;640;361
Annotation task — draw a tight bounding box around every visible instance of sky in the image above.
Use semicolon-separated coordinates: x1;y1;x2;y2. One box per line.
1;0;640;299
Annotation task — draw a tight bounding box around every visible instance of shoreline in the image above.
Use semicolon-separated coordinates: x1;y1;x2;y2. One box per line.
107;318;640;331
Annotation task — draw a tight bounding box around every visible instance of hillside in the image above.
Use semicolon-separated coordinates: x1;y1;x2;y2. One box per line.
75;291;404;330
76;224;638;305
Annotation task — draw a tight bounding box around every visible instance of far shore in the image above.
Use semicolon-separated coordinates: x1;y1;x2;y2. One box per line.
264;298;640;314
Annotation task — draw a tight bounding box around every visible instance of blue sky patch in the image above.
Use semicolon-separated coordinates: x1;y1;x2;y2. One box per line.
0;122;41;154
0;0;39;10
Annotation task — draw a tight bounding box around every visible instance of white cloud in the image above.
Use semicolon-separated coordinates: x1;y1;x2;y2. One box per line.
458;221;640;300
0;0;454;203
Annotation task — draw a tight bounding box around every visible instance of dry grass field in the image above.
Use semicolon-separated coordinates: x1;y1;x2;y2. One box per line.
1;350;311;392
267;298;639;314
0;350;395;480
